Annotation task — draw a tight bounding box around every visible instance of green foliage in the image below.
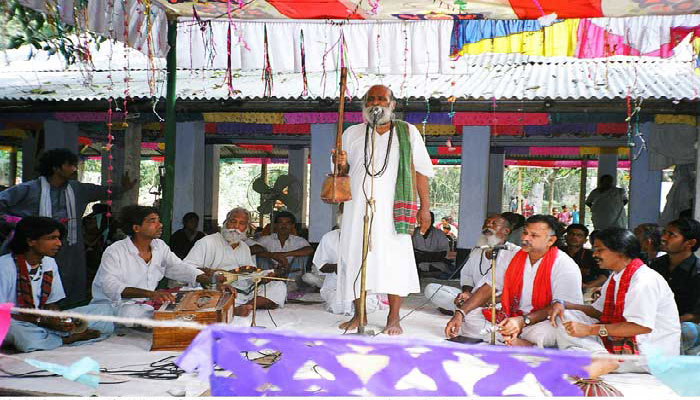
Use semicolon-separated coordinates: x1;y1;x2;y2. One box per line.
429;166;461;222
0;0;106;64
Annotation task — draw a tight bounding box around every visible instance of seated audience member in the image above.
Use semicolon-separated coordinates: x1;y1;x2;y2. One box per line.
551;228;680;376
255;211;313;275
302;227;383;315
425;214;519;314
170;212;205;260
445;215;582;347
0;217;113;352
650;218;700;325
564;224;609;289
91;205;213;320
502;212;525;246
413;212;451;273
185;207;286;312
634;223;664;264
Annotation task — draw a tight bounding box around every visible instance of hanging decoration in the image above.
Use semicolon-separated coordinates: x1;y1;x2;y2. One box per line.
191;6;216;69
400;23;409;97
299;30;309;97
105;97;114;219
262;24;273;97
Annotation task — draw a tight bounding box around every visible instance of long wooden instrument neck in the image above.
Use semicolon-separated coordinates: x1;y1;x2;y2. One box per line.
334;67;348;175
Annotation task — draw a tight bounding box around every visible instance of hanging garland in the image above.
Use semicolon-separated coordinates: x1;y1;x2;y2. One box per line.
299;30;309;97
262;24;273;97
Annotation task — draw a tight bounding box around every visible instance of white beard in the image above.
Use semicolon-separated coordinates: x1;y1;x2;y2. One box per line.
362;105;393;126
475;231;502;248
221;229;246;245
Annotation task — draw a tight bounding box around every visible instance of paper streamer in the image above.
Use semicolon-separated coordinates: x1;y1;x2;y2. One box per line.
654;114;697;126
595;123;628;135
0;303;11;345
54;112;125;122
24;357;100;388
272;124;310;135
491;125;524;136
202;113;284;124
453;112;549;126
403;112;454;125
283;112;364;124
423;124;456;135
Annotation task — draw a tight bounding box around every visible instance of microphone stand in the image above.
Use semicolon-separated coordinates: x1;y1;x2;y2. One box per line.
356;113;380;336
488;246;502;345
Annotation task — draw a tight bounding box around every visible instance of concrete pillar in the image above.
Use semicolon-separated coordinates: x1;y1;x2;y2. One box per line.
629;123;662;228
309;124;335;243
43;120;79;153
288;147;309;225
458;126;490;249
204;144;220;232
21;132;38;182
597;151;618;183
8;147;17;186
487;151;505;215
172;121;205;232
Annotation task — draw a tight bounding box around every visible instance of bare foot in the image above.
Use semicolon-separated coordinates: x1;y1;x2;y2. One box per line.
585;357;619;379
382;316;403;335
62;329;100;345
235;304;254;317
506;337;534;347
339;315;367;331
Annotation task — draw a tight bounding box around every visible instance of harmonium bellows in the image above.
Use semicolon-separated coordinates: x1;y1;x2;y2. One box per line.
151;289;235;351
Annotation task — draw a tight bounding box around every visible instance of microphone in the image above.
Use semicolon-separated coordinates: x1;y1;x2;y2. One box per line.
476;244;508;250
369;106;383;120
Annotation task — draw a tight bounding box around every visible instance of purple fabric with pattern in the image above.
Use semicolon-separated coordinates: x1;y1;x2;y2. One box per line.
403;112;454;125
177;325;590;396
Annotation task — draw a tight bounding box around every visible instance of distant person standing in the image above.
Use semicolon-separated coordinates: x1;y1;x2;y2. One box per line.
557;205;572;225
571;204;580;224
585;174;627;230
0;148;136;307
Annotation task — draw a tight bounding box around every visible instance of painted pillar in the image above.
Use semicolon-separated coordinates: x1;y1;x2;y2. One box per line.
43;120;79;153
309;124;335;243
204;144;220;232
629;123;662;228
288;146;309;225
487;151;505;215
172;121;205;232
597;151;619;183
458;126;490;249
21;132;38;182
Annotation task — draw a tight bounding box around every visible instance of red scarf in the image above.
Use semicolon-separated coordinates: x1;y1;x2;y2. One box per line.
14;253;53;309
599;258;644;355
482;246;558;321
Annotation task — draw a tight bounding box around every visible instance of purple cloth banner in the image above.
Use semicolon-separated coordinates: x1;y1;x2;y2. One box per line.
177;325;590;396
284;112;364;124
403;112;454;125
524;123;597;136
214;123;273;135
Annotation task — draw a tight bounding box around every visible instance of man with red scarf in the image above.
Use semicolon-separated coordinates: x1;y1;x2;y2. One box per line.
0;217;114;352
445;215;582;347
550;228;680;375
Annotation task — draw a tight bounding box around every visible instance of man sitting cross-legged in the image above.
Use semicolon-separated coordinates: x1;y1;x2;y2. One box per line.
425;214;519;315
1;217;113;352
550;227;680;376
255;211;314;278
185;207;287;313
445;215;582;347
91;205;215;321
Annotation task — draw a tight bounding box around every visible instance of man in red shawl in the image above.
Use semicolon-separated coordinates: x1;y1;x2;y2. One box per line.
445;215;582;347
550;228;680;376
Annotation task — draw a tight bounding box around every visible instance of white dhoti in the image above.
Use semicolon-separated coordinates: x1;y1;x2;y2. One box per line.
554;310;647;373
460;307;558;347
320;273;381;315
235;281;287;308
424;283;461;311
337;122;434;303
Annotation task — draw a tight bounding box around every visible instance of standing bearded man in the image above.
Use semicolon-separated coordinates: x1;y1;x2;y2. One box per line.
333;85;434;335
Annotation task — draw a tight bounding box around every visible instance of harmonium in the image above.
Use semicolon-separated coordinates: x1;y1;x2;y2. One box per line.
151;289;235;351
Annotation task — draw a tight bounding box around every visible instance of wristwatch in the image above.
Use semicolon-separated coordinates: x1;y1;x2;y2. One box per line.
523;315;532;326
598;325;609;337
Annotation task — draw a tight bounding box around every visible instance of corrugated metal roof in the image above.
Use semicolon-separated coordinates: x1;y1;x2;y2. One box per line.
1;60;698;102
1;40;699;102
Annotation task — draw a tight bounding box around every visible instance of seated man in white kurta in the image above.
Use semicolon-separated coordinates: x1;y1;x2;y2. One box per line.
303;228;383;315
445;215;582;347
425;214;519;314
549;227;680;377
1;217;113;352
256;211;313;278
333;84;434;335
185;207;287;312
91;205;212;320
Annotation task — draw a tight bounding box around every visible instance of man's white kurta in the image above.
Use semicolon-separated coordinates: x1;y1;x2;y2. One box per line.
338;122;434;302
460;242;520;291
